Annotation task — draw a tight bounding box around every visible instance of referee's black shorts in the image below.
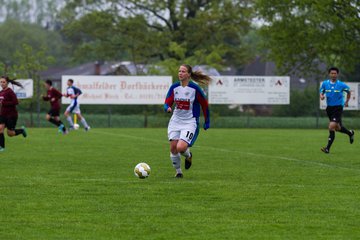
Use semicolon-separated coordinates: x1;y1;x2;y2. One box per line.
326;105;343;123
0;116;18;130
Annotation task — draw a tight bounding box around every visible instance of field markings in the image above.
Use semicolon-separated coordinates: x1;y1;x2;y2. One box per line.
92;129;360;173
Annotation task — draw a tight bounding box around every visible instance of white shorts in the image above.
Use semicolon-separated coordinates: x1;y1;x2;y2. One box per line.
167;117;199;147
66;102;81;114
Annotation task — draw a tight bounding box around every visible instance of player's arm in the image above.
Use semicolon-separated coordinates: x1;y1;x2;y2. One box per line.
164;87;174;113
319;82;325;100
2;91;19;106
42;95;50;101
74;87;82;98
344;85;351;107
52;88;63;101
196;89;210;130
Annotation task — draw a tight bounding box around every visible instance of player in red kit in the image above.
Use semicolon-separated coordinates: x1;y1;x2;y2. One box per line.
0;76;27;152
42;79;67;134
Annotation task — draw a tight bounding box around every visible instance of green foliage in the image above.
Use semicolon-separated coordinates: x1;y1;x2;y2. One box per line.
272;87;318;117
0;19;68;66
12;44;55;78
6;43;56;126
255;0;360;76
60;0;255;72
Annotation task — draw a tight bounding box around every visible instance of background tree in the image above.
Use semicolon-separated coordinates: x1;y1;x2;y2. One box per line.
0;0;64;27
255;0;360;77
60;0;255;75
7;44;55;127
0;19;68;67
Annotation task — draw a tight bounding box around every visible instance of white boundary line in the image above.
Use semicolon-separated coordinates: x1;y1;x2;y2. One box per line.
92;130;360;173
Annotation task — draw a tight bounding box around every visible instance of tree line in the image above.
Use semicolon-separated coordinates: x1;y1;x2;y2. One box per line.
1;0;360;122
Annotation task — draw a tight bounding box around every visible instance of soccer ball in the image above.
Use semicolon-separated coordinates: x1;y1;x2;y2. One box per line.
73;123;80;130
134;163;151;179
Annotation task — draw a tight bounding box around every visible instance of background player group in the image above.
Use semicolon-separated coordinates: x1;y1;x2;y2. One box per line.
43;78;90;133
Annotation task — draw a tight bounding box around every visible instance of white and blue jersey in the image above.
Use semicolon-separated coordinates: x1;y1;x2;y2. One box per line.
320;80;350;106
164;81;210;146
66;86;82;113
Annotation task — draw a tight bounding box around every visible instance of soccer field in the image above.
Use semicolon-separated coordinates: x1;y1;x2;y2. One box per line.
0;128;359;239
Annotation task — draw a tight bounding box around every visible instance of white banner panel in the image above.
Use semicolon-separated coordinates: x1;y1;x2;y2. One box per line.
209;76;290;104
13;79;33;99
61;75;172;105
320;82;359;110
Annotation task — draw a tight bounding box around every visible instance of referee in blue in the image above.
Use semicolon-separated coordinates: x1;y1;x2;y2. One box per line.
320;67;354;154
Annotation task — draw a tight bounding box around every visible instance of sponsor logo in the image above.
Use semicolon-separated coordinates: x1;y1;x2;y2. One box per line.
175;98;190;110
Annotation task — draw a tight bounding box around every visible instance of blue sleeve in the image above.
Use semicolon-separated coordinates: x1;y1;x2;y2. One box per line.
74;87;82;95
342;82;350;93
320;81;325;94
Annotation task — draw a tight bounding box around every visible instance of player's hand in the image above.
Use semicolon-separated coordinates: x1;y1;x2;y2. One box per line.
167;107;172;113
320;94;325;100
203;122;210;130
70;94;76;99
345;101;349;107
51;98;56;102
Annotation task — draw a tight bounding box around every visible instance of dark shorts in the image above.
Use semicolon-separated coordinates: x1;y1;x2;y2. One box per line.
48;108;60;117
326;105;343;123
0;116;18;130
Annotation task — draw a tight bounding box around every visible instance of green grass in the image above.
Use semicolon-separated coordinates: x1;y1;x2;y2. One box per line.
0;128;359;239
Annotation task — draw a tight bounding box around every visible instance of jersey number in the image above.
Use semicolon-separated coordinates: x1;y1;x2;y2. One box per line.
186;131;194;140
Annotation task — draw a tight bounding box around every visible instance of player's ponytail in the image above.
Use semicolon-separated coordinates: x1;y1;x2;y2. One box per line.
181;64;212;86
1;76;23;88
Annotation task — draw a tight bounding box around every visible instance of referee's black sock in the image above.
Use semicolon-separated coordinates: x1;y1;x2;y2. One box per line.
339;126;352;136
49;118;61;127
15;129;24;136
326;130;335;150
0;133;4;148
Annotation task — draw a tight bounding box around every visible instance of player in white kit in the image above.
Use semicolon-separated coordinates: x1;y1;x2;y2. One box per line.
63;79;90;131
164;64;211;178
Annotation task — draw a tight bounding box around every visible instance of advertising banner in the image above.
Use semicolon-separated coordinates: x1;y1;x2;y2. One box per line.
208;76;290;104
13;79;33;99
61;76;172;105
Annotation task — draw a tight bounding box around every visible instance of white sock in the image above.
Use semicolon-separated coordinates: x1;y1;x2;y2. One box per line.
67;116;74;126
81;118;89;128
181;148;191;158
170;152;182;172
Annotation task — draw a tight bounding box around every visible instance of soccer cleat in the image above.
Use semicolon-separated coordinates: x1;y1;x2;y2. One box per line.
349;130;355;144
185;152;192;170
321;147;329;154
175;173;183;178
21;126;27;138
58;124;65;133
0;147;4;152
85;126;91;132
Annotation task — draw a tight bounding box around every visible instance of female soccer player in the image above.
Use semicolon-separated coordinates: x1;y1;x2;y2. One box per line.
164;64;211;178
63;79;90;131
43;79;67;134
320;67;354;154
0;76;27;152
